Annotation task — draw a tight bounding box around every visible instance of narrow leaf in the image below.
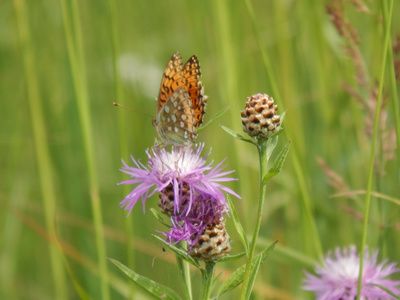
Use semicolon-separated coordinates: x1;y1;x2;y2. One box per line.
212;271;224;290
243;255;262;300
259;240;277;263
108;258;181;300
217;241;277;297
220;125;256;145
197;104;233;132
226;195;249;253
217;252;246;263
374;284;400;299
153;235;203;270
265;134;278;161
279;110;286;124
267;127;285;139
150;208;171;228
263;142;290;185
217;264;245;297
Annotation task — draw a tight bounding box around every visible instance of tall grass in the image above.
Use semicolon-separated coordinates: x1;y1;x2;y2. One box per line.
2;0;399;299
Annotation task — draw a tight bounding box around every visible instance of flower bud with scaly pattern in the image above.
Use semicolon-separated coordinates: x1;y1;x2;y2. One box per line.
189;219;231;261
241;93;281;139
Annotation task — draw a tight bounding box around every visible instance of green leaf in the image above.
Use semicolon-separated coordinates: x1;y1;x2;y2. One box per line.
226;195;249;253
152;235;203;270
279;110;286;124
259;240;278;263
267;127;285;139
243;255;262;300
150;208;171;228
374;284;400;299
197;104;233;132
263;142;290;185
216;263;245;297
264;134;278;161
212;271;224;290
216;241;277;297
108;258;181;300
220;125;256;145
216;252;246;263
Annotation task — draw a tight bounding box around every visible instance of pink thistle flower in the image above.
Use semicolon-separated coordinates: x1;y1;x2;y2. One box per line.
118;144;240;215
303;245;400;299
163;193;228;247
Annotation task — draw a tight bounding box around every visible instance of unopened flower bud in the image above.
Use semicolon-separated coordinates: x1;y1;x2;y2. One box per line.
241;93;281;139
189;219;231;261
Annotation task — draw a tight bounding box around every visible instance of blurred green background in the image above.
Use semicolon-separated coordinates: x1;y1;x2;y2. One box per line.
2;0;400;299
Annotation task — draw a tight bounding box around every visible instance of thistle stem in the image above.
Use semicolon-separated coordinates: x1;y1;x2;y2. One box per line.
176;245;193;300
240;139;268;299
201;261;216;300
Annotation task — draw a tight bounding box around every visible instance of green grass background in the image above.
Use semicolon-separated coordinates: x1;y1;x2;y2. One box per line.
2;0;400;299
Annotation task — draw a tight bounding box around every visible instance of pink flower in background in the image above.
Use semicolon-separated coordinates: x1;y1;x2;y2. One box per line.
303;245;400;300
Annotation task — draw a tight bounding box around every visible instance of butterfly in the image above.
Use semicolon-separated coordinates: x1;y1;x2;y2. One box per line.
152;52;207;146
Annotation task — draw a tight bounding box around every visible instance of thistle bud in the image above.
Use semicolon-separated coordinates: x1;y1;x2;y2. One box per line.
189;219;231;261
241;93;281;139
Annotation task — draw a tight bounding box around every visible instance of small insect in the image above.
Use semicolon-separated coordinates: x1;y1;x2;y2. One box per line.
153;52;207;146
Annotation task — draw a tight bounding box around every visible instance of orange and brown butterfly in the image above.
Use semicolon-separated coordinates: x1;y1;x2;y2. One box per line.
152;52;207;146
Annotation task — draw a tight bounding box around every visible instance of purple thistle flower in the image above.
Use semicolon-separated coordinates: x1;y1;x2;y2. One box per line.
118;144;240;215
303;245;400;300
163;193;228;248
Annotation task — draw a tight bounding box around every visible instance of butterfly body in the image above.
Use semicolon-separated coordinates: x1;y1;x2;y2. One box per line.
153;52;207;146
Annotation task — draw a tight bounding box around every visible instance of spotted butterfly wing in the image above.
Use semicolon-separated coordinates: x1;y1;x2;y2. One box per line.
157;52;187;111
154;52;207;145
182;55;207;127
153;88;197;146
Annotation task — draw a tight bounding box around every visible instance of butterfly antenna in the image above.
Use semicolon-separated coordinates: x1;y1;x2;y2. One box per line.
113;102;153;118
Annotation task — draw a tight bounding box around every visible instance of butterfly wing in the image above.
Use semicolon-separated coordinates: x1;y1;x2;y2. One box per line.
183;55;207;128
157;52;187;111
155;52;207;146
154;88;197;146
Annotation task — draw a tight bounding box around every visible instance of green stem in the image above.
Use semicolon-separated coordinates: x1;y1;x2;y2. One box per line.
201;261;216;300
243;0;322;260
176;244;193;300
182;259;193;300
356;0;393;298
240;140;268;300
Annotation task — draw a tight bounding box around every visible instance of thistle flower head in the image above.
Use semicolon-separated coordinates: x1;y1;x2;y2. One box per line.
303;245;400;300
241;93;281;139
163;193;231;261
118;144;240;215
